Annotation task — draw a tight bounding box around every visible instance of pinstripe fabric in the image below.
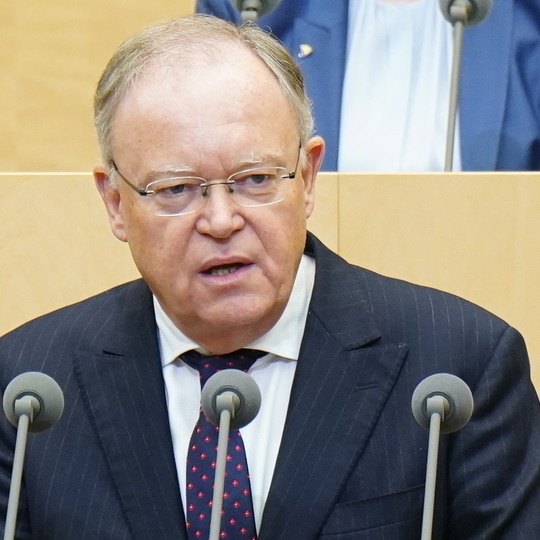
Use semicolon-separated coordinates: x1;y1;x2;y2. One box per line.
0;282;186;540
1;233;540;539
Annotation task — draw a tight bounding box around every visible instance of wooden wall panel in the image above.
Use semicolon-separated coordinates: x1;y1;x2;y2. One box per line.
0;174;139;332
0;173;337;335
1;0;196;172
339;173;540;390
308;172;339;252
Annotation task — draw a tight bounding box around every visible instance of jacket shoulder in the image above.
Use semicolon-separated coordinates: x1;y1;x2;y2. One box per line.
0;280;151;377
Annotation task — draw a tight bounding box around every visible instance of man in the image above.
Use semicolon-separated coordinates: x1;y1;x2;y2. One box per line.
1;15;540;540
198;0;540;172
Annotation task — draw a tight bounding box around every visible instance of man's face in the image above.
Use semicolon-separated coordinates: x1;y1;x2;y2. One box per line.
94;45;324;353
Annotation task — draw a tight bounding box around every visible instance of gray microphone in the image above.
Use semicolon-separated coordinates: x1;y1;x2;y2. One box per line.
3;371;64;432
411;373;473;540
2;372;65;540
201;369;261;429
411;372;473;434
439;0;493;171
230;0;282;22
439;0;492;27
200;370;261;540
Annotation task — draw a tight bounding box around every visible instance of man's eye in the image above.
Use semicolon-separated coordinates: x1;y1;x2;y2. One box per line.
156;181;199;196
236;172;275;186
166;183;188;195
248;174;271;185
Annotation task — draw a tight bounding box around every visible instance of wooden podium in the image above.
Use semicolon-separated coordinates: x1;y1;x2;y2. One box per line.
1;172;539;390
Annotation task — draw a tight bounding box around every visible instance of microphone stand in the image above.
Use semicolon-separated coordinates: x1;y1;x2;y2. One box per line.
441;0;493;170
201;370;261;540
209;392;239;540
420;395;448;540
2;372;64;540
444;0;468;171
3;396;40;540
412;373;474;540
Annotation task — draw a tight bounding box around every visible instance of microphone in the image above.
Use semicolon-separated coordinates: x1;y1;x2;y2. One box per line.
201;370;261;540
439;0;493;171
2;372;64;540
229;0;282;22
439;0;492;27
201;368;261;429
411;372;473;433
3;371;64;432
411;373;473;540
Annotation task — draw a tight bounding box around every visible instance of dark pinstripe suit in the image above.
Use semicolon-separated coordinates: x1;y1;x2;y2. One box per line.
1;234;539;539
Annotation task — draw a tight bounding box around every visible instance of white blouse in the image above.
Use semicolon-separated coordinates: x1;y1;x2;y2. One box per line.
338;0;461;171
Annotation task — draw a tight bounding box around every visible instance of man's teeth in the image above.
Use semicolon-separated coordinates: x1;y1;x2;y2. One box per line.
208;264;242;276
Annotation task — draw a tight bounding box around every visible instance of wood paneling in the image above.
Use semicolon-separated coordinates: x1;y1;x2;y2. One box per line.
1;0;196;172
309;172;339;252
0;174;138;330
0;172;337;334
339;173;540;389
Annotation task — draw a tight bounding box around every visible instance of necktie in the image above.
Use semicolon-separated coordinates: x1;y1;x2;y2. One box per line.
183;349;265;540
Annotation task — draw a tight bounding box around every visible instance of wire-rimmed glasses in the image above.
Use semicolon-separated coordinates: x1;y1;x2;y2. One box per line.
110;145;302;217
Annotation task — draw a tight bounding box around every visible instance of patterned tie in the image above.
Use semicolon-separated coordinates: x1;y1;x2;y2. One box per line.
183;349;265;540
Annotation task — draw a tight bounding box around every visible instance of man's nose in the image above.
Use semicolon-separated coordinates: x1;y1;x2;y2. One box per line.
195;183;245;238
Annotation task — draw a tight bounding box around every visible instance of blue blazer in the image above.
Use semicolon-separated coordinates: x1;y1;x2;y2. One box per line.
197;0;540;171
1;234;539;539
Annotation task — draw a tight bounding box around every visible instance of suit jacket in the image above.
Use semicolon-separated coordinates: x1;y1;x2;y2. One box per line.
197;0;540;171
1;234;540;539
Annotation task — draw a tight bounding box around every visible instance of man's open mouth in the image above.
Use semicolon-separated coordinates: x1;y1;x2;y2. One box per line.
204;263;244;276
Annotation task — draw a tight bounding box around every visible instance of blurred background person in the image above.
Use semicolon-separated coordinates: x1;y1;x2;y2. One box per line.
197;0;540;172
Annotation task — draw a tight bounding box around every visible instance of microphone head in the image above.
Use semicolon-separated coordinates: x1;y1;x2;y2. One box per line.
231;0;282;21
439;0;492;26
411;373;474;434
201;370;261;430
3;372;65;433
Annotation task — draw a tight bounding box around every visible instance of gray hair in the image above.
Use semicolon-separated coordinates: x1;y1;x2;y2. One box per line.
94;15;314;170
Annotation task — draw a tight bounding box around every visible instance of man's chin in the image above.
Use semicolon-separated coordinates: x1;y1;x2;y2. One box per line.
203;301;277;329
193;297;283;341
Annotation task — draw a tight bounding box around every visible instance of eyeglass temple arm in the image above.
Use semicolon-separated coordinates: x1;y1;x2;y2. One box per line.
110;160;151;196
288;142;303;179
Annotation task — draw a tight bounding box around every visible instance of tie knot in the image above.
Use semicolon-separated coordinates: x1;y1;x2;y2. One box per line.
182;349;265;386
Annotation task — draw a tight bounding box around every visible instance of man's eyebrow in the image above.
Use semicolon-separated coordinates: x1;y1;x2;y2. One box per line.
142;152;286;182
144;165;196;182
232;152;285;169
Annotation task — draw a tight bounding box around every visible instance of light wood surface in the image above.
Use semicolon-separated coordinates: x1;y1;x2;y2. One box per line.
0;173;337;334
337;172;540;389
1;172;539;392
1;0;196;172
0;174;138;328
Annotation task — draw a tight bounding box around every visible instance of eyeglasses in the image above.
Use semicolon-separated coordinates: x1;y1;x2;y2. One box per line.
110;145;302;217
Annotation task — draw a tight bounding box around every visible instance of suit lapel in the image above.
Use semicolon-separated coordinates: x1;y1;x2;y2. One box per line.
264;0;348;171
460;0;513;170
259;237;408;540
72;281;187;540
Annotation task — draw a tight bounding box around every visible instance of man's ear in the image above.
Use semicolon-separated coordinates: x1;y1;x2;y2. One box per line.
94;165;128;243
301;136;325;219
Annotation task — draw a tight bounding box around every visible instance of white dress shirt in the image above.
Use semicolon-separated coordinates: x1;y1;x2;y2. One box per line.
157;254;316;531
338;0;461;171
